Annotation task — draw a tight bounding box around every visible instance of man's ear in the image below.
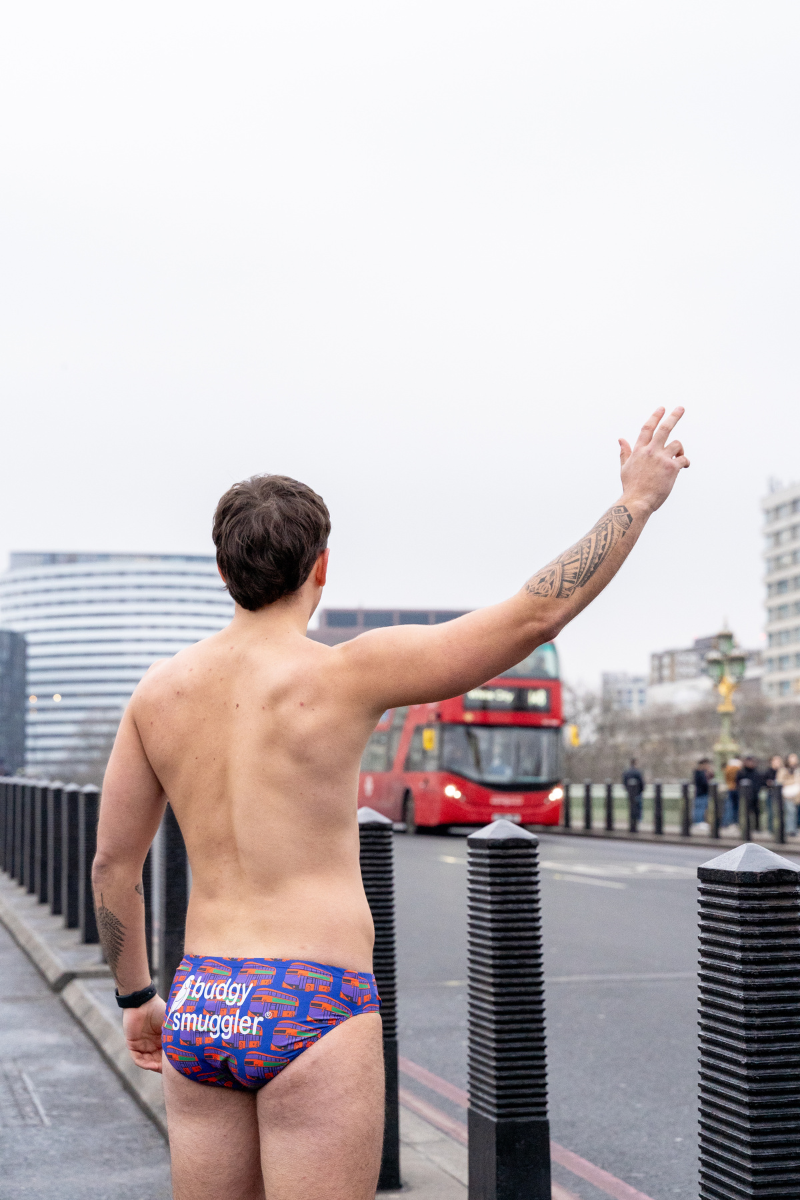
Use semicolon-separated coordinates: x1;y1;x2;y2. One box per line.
314;549;329;588
218;566;226;584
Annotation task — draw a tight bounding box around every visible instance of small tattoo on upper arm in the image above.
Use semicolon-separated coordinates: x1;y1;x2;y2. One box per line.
97;893;126;975
134;882;144;901
526;505;633;599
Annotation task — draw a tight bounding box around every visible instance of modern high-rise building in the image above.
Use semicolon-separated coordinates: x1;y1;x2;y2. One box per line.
0;553;234;774
0;629;26;774
763;480;800;702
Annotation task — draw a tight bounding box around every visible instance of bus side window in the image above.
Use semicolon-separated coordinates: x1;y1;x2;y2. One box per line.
361;730;389;772
404;726;439;772
387;706;409;768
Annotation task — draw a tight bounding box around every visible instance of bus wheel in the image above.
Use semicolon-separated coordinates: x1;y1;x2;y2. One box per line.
402;793;417;835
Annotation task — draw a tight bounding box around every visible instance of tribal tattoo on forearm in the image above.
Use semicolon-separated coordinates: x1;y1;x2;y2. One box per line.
525;505;633;599
96;893;126;976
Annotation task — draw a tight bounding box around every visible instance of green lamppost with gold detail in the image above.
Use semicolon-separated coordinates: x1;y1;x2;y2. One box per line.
705;628;747;782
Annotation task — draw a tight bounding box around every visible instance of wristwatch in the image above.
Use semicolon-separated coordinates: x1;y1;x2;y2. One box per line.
115;981;158;1009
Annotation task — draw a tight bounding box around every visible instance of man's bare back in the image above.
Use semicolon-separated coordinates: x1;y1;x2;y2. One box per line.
93;408;689;1200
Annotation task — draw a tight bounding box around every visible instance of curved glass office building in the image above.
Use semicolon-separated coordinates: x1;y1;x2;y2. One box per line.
0;553;234;775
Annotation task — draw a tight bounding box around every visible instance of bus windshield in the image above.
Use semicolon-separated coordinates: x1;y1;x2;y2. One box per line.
441;725;561;786
499;643;559;679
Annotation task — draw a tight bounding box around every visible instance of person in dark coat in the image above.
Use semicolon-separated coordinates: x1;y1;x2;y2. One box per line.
622;758;645;820
736;755;763;829
692;757;713;826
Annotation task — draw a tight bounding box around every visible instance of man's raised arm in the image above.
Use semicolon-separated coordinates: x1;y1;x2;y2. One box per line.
339;406;689;709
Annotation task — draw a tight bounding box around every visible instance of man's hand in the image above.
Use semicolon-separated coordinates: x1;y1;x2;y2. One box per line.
619;406;690;514
122;993;167;1073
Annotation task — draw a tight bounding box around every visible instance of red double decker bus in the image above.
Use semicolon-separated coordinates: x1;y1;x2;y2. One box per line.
357;642;564;831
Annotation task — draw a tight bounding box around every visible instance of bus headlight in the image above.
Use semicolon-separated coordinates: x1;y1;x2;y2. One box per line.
444;784;463;799
549;786;564;801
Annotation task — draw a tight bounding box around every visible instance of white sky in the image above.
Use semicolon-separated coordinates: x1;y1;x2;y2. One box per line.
1;1;799;688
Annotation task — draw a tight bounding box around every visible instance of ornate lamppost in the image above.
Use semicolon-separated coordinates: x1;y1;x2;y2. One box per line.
704;628;747;781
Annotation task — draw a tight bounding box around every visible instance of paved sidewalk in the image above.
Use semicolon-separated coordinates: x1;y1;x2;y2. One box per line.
0;871;471;1199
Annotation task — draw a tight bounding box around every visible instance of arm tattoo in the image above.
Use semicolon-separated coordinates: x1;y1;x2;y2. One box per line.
526;505;633;599
96;893;126;975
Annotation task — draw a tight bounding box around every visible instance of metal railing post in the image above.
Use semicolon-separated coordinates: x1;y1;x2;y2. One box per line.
467;820;551;1200
583;780;592;831
562;781;571;829
739;779;752;842
604;780;613;831
13;780;24;881
681;781;691;837
774;783;786;846
698;842;800;1198
23;782;36;892
78;785;100;943
709;782;720;839
358;807;400;1191
47;782;64;915
157;803;188;996
62;784;81;928
0;779;7;870
627;782;638;834
654;780;663;836
35;782;49;903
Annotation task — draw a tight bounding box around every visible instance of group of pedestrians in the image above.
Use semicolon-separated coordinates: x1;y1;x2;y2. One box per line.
692;752;800;835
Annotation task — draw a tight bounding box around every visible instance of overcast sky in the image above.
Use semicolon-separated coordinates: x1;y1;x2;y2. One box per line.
1;1;799;688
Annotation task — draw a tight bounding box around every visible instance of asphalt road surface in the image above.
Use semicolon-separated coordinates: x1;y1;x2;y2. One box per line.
394;829;715;1200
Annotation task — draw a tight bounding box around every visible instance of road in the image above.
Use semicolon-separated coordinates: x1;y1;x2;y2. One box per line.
394;829;715;1200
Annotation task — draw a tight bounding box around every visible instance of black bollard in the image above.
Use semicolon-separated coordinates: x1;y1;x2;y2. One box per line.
739;779;752;842
774;783;786;846
1;779;12;874
13;780;25;882
157;803;189;997
47;782;64;915
604;780;614;832
358;807;401;1192
23;783;36;893
709;782;720;839
78;785;100;944
654;781;663;836
698;842;800;1198
467;820;551;1200
627;782;638;834
35;782;49;903
0;779;7;870
562;781;571;829
62;784;81;928
583;780;592;831
681;781;691;837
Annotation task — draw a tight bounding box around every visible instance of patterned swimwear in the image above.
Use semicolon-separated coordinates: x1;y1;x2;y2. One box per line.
162;955;380;1090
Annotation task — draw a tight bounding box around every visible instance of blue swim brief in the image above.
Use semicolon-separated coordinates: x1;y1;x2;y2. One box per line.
162;955;380;1090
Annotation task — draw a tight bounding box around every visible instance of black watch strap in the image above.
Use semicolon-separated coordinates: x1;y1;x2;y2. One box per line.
115;981;157;1009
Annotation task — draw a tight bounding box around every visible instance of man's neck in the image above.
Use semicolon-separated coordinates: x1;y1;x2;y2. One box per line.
227;592;318;641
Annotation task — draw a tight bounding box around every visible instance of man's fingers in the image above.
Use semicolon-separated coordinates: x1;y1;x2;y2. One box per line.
665;439;684;458
633;407;666;450
619;437;632;466
652;406;685;448
675;455;690;469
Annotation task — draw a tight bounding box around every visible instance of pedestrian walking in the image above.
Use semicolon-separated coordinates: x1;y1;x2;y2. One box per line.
777;753;800;837
736;755;763;831
765;754;784;830
623;758;645;820
692;757;713;831
721;757;742;830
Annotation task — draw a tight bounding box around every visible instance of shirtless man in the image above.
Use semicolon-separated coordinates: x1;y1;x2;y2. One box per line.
92;406;689;1200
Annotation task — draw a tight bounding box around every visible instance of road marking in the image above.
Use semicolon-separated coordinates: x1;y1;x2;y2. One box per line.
421;971;694;987
439;854;697;880
398;1056;656;1200
438;855;467;864
550;872;626;889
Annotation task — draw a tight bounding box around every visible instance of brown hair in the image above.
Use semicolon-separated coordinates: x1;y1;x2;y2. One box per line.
212;475;330;610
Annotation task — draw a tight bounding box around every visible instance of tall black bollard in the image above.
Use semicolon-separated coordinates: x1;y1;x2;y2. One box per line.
562;781;571;829
709;782;720;839
627;782;638;834
35;782;49;903
773;783;786;846
62;784;81;928
157;804;189;996
78;785;100;944
739;779;752;842
0;779;7;869
2;779;13;873
13;780;24;881
681;781;691;837
654;781;663;836
358;807;401;1191
698;842;800;1198
47;782;64;915
604;780;614;832
23;783;37;893
583;780;592;831
467;820;550;1200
